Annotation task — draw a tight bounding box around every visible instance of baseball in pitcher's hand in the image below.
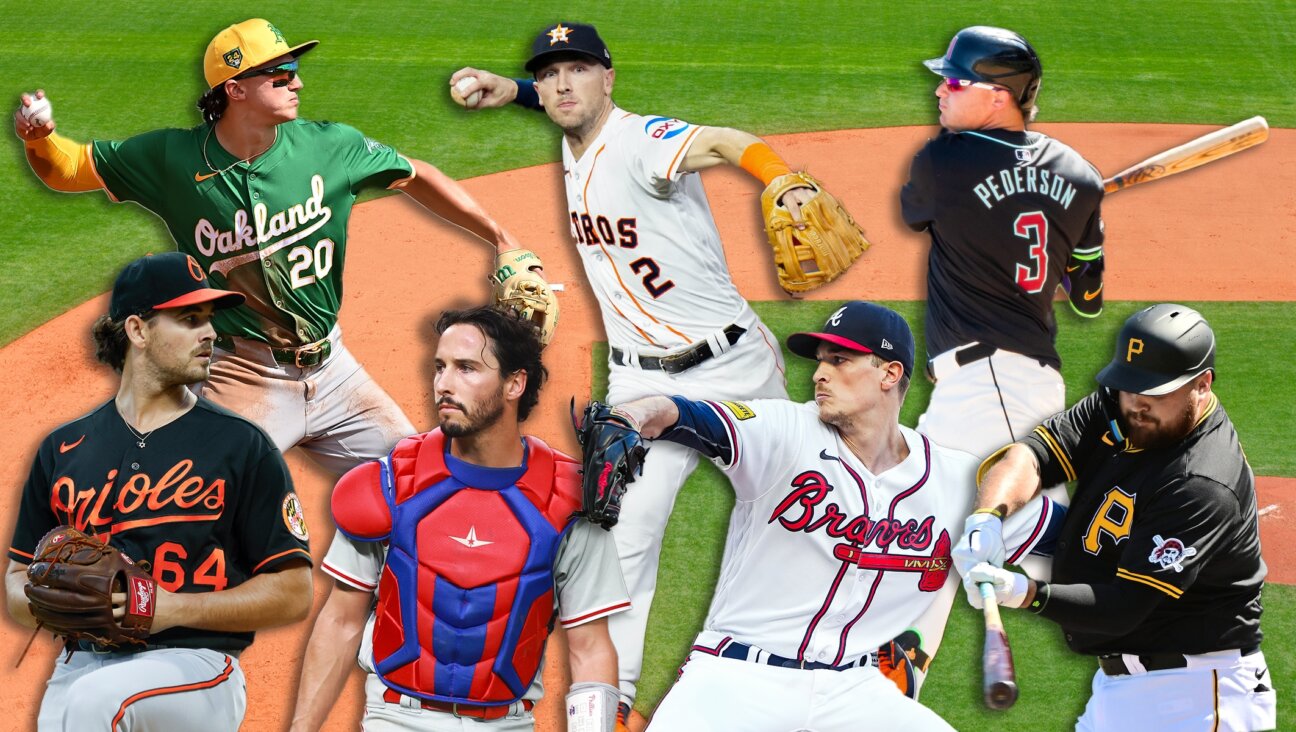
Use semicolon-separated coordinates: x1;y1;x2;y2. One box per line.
449;68;518;109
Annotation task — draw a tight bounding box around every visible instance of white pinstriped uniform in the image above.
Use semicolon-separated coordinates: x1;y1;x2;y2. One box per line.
649;399;1056;730
560;107;788;703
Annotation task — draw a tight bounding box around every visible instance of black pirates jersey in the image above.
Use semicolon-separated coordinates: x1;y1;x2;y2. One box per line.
901;128;1105;367
1021;391;1264;655
8;398;312;651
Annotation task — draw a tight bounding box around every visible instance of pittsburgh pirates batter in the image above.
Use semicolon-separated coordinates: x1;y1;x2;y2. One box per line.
4;252;313;731
902;26;1106;460
290;306;628;731
958;304;1275;731
14;18;527;475
608;302;1060;730
448;22;828;715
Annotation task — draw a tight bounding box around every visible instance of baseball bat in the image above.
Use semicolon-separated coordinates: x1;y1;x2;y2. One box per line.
978;582;1019;710
1102;116;1268;194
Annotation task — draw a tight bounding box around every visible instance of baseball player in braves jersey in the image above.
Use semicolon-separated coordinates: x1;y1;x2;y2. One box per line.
606;302;1059;730
956;304;1274;731
448;22;828;715
290;306;629;731
4;252;313;731
902;26;1106;460
14;18;528;475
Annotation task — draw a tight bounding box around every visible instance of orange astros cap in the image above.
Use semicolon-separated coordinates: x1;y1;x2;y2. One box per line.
203;18;318;88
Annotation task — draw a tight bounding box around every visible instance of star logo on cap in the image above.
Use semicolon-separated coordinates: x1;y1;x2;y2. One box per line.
450;526;494;548
548;24;573;45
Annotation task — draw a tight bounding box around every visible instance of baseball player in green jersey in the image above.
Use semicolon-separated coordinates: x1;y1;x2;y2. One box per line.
14;18;528;475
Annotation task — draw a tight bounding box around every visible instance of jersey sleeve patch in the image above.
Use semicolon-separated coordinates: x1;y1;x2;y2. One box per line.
282;491;309;542
1147;534;1198;573
718;401;755;420
642;116;692;140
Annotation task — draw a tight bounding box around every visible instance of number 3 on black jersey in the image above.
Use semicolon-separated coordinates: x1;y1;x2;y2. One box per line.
1013;211;1049;294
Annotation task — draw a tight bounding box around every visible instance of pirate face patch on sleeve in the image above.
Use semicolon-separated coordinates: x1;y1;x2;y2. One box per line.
1148;534;1197;572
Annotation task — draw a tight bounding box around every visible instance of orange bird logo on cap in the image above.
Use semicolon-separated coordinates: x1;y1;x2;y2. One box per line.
548;24;573;45
186;255;205;282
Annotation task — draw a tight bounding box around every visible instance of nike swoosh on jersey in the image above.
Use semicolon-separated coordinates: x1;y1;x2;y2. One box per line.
194;171;219;182
1084;285;1103;301
1066;265;1081;273
59;435;85;453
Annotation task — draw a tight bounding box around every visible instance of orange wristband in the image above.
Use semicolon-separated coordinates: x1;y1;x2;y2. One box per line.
739;142;792;186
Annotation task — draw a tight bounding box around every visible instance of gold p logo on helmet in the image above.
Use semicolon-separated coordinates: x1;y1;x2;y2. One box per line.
1125;337;1144;362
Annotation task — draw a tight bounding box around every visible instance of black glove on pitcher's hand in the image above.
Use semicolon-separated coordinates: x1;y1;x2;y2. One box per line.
572;400;648;530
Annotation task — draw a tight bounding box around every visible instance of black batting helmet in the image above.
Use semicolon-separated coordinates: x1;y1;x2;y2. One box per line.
1097;304;1216;396
924;26;1042;109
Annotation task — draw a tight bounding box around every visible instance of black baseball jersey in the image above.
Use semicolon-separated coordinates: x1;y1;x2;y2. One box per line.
901;129;1105;367
8;398;312;651
1022;391;1264;655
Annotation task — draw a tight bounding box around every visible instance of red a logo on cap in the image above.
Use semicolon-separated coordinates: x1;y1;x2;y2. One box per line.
186;255;205;282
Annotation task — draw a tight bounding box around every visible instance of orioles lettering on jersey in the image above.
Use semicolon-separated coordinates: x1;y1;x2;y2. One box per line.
51;460;227;534
569;212;638;248
1082;485;1136;554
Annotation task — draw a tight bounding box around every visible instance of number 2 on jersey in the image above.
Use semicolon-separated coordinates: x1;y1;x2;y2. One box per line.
630;257;675;298
1013;211;1049;293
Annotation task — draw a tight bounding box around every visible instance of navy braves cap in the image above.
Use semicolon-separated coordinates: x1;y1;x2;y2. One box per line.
786;302;915;379
109;252;245;321
1097;303;1215;396
525;22;612;73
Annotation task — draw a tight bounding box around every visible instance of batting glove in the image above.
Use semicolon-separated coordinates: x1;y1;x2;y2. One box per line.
951;511;1006;578
963;563;1029;610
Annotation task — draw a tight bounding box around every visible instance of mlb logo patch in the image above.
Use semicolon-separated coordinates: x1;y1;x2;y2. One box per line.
223;48;243;70
1015;149;1033;163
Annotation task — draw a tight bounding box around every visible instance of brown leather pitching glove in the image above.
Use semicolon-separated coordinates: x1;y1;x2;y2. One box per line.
760;172;871;294
493;248;560;346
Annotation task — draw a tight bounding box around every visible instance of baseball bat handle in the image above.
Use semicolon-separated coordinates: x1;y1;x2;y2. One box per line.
979;581;1020;710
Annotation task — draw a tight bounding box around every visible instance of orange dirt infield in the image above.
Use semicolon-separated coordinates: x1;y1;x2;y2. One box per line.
0;123;1290;730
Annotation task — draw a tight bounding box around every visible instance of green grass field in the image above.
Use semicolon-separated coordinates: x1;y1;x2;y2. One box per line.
599;302;1295;727
3;2;1293;729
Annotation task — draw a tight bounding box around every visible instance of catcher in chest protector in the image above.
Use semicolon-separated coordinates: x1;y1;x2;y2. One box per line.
5;253;313;732
450;21;868;721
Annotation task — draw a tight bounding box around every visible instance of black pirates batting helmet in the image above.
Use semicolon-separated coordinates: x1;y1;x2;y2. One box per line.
1097;304;1216;396
923;26;1042;109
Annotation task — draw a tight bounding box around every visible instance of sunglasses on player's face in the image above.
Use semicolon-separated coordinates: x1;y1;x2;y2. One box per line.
236;60;299;87
943;77;1007;93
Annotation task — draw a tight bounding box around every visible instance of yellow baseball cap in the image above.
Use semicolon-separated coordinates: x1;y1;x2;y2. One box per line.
204;19;319;89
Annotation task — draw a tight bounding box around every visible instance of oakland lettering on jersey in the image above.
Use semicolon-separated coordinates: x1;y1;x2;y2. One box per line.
194;174;333;258
973;166;1078;210
769;470;934;550
50;460;227;533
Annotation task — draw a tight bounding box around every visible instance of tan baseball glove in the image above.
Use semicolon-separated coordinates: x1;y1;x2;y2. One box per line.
760;172;870;294
493;248;559;346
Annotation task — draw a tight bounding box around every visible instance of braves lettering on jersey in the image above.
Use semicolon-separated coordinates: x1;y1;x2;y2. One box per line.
9;398;312;651
562;109;752;351
1022;390;1265;655
901;129;1105;366
90;120;413;348
669;398;1053;661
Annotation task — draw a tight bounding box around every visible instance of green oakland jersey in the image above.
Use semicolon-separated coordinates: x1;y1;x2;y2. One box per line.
91;120;414;346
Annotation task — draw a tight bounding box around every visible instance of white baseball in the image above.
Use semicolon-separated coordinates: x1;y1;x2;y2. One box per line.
22;96;52;127
455;77;482;107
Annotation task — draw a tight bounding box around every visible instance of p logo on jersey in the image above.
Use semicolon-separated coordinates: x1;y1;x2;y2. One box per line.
644;117;690;141
1148;534;1196;572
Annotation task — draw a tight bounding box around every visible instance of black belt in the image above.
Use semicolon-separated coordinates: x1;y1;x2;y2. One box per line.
953;342;998;366
1097;644;1260;676
610;325;746;375
215;335;332;368
719;641;875;672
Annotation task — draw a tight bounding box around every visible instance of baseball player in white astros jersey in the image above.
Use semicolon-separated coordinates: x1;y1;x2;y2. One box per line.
449;22;829;713
607;302;1060;730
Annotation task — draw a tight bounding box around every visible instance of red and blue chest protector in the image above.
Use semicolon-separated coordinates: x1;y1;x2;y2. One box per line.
331;429;582;705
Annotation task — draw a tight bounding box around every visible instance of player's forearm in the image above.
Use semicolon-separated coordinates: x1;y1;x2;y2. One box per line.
399;159;521;251
679;126;765;173
4;561;37;629
155;564;312;634
615;396;679;439
975;444;1044;517
24;132;101;192
1025;580;1161;635
565;618;618;685
289;588;370;732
